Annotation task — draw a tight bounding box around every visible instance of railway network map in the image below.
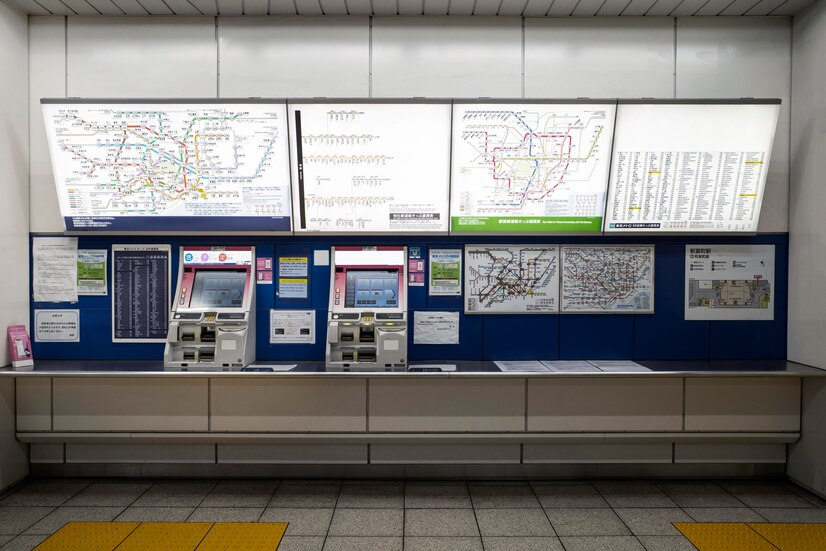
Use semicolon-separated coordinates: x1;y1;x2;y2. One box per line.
42;102;292;231
464;245;559;314
289;102;450;233
561;245;655;313
450;103;616;233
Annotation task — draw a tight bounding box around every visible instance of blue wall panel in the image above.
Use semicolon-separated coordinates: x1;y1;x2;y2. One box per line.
29;234;789;363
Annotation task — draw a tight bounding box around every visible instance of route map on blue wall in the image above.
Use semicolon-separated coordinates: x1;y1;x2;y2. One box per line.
42;102;292;231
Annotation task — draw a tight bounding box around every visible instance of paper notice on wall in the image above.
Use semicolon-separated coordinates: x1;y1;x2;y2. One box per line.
588;360;650;372
34;309;80;342
77;249;108;296
33;237;78;303
413;311;459;344
429;249;462;296
685;244;775;321
270;309;315;344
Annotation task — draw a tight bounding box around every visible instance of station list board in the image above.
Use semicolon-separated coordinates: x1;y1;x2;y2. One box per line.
604;102;780;233
112;245;170;342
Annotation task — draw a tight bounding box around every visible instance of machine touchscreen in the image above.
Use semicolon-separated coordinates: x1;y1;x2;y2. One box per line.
189;270;247;309
344;270;400;308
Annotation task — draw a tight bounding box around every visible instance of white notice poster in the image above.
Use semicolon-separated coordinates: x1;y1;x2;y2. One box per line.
685;244;775;321
270;309;316;344
413;311;460;345
34;309;80;342
33;237;78;303
494;361;550;372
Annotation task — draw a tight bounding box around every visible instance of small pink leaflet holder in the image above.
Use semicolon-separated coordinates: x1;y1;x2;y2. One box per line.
7;325;33;368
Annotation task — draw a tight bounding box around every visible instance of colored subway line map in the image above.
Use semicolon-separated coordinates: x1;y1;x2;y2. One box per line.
43;103;291;231
561;245;655;313
465;245;560;313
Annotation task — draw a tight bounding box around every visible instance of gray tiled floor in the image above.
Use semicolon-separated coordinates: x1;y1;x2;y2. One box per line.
0;477;824;550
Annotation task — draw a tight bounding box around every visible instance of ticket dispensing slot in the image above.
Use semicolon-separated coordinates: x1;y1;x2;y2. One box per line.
326;246;408;372
164;247;256;371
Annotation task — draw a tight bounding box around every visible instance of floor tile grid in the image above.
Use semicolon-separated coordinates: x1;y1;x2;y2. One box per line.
537;481;651;551
655;479;753;509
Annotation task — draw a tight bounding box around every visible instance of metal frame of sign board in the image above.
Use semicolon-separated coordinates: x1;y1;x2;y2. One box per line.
463;244;562;315
287;98;453;236
41;98;294;236
602;98;782;236
449;99;620;237
111;244;172;343
559;243;656;314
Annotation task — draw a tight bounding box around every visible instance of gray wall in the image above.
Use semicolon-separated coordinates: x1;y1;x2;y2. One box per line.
787;0;826;498
28;15;791;234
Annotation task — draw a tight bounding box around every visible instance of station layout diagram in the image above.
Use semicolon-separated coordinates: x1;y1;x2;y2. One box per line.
688;279;771;309
43;103;292;230
465;245;560;313
561;245;655;313
451;103;615;233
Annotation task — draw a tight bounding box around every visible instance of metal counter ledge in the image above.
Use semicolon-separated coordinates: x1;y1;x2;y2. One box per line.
0;359;823;377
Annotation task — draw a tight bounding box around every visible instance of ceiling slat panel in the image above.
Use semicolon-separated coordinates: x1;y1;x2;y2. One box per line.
474;0;501;14
187;0;218;14
372;0;398;14
719;0;760;14
8;0;52;14
295;0;323;13
423;0;448;13
572;0;606;15
217;0;243;14
86;0;125;13
112;0;148;14
60;0;101;14
269;0;297;14
448;0;475;14
598;0;633;14
497;0;526;14
744;0;786;14
138;0;175;14
344;0;371;14
399;0;423;13
164;0;203;14
319;0;349;13
695;0;737;15
522;0;552;15
771;0;816;14
243;0;270;13
546;0;581;16
669;0;711;15
35;0;78;14
643;0;681;14
620;0;656;13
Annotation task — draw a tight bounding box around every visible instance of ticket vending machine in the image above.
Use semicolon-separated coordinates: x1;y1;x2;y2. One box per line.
327;246;408;371
164;246;256;371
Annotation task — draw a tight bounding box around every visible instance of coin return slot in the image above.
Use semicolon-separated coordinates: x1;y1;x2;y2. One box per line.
359;349;377;363
199;348;215;362
182;349;196;362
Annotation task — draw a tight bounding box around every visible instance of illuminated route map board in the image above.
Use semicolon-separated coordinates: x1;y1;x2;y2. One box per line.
561;245;654;313
289;102;451;233
451;102;616;234
604;101;780;233
464;245;560;314
42;101;292;232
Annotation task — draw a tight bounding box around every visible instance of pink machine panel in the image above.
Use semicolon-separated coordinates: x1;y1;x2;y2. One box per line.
332;246;406;312
178;246;254;310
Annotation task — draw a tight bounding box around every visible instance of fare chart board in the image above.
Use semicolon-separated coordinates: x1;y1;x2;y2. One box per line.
605;102;780;233
42;101;292;232
451;102;616;234
289;102;451;233
112;245;170;342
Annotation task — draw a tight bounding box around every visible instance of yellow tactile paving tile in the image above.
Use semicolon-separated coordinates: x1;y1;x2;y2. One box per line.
748;523;826;551
196;522;288;551
35;522;140;551
115;522;213;551
673;522;779;551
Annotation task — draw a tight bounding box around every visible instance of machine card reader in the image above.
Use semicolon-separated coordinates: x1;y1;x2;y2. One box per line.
326;246;408;372
164;246;256;371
